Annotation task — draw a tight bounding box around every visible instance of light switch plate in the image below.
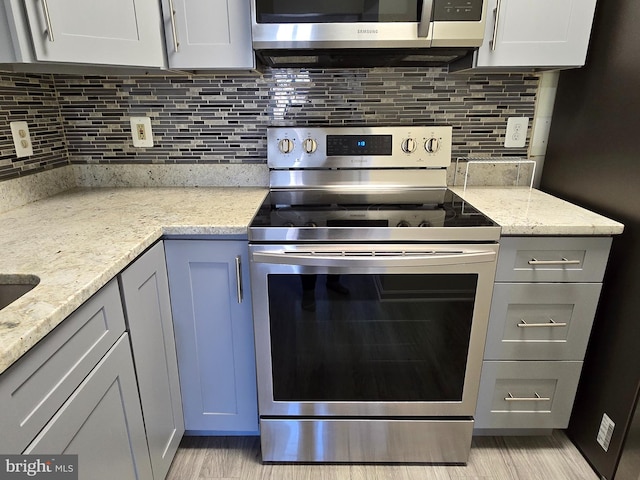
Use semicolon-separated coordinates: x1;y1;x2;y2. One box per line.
130;116;154;148
10;121;34;157
505;117;529;148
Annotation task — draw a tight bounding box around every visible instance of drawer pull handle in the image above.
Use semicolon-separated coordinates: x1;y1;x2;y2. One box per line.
528;257;581;266
518;318;567;328
505;392;551;402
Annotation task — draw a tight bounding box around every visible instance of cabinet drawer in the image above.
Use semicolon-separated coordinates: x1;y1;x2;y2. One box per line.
0;280;126;454
475;361;582;429
496;237;612;282
485;283;601;360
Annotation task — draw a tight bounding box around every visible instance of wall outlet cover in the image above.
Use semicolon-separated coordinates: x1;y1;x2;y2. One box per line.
505;117;529;148
130;117;154;148
10;121;34;158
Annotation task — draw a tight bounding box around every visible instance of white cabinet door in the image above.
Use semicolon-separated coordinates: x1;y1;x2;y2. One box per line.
24;334;154;480
21;0;165;66
477;0;597;68
120;241;184;480
162;0;254;69
165;239;259;434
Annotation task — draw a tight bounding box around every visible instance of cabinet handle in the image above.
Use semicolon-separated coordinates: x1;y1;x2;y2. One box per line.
41;0;54;42
235;256;243;304
418;0;434;38
517;318;568;328
168;0;180;52
528;257;581;266
490;0;502;51
504;392;551;402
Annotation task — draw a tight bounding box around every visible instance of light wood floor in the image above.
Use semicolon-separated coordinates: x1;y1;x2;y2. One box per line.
166;431;598;480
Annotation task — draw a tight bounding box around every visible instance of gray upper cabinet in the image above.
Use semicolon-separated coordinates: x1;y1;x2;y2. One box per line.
24;334;154;480
165;239;259;434
161;0;254;69
452;0;598;71
1;0;165;67
120;241;184;480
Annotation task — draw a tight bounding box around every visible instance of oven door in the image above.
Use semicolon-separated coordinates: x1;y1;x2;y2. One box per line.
249;243;498;418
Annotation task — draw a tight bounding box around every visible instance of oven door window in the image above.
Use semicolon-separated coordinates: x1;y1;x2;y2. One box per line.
268;273;477;402
255;0;420;23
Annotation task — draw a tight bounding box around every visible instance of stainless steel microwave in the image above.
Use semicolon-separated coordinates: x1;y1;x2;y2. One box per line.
251;0;487;65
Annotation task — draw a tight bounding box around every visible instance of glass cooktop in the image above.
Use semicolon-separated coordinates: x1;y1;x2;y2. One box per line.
249;189;500;243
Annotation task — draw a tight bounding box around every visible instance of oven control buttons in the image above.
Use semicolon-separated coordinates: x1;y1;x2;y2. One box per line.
425;137;441;153
278;138;295;154
401;138;417;153
302;138;318;154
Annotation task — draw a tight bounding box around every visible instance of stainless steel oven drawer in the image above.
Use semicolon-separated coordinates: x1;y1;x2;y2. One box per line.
260;418;473;463
484;282;602;360
496;237;612;283
474;361;582;429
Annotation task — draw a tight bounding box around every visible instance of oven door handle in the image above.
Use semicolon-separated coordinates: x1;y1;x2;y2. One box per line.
252;250;497;268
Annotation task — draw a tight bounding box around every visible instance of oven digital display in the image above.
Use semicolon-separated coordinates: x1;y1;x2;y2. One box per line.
327;135;393;156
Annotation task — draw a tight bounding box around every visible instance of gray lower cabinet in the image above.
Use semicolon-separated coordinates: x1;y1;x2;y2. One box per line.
1;241;184;479
0;279;126;455
120;241;185;480
165;239;258;434
24;334;154;480
475;236;612;431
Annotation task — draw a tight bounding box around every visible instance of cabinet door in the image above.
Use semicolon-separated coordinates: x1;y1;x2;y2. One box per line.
0;280;125;454
120;241;184;480
165;239;258;434
24;334;153;480
477;0;597;68
21;0;165;66
162;0;254;69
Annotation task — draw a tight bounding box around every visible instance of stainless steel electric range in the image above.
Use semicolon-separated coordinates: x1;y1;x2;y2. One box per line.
248;126;500;464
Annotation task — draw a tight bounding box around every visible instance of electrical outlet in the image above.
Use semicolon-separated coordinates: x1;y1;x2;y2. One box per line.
130;116;154;147
505;117;529;148
10;121;34;157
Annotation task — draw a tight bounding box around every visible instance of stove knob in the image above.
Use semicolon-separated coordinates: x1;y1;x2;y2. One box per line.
401;138;417;153
396;220;411;227
278;138;295;154
303;138;317;154
418;221;431;227
304;221;318;228
283;222;295;227
425;137;440;153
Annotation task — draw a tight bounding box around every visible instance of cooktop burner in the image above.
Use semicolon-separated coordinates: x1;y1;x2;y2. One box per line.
249;189;500;242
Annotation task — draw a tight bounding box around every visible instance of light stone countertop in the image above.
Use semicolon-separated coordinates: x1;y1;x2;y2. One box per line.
450;186;624;236
0;187;268;374
0;185;624;375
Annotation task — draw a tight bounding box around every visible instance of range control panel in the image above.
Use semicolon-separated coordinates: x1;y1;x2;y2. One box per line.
267;126;453;170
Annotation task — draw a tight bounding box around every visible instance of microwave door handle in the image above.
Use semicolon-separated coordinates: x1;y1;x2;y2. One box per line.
418;0;434;38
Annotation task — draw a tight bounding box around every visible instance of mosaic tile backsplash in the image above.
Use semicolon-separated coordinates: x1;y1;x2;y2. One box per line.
0;73;68;181
0;68;538;181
